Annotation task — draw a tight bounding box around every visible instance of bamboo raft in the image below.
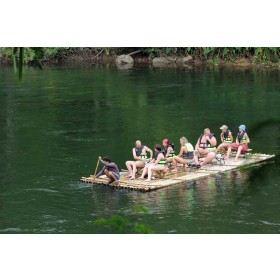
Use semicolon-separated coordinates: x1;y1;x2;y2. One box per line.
80;153;275;192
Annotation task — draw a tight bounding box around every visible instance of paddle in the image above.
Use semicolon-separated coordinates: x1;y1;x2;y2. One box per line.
92;156;101;183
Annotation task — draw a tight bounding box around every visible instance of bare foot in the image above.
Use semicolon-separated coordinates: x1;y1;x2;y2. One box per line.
234;158;238;162
171;169;178;173
126;174;132;178
145;179;151;182
225;157;229;160
130;177;135;180
139;177;144;180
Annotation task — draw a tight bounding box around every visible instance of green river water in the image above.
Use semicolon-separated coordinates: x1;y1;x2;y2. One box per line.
0;65;279;233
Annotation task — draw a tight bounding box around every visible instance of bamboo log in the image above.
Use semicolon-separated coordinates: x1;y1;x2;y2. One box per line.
80;153;275;191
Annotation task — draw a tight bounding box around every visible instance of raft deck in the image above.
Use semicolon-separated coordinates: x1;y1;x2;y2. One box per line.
80;153;275;192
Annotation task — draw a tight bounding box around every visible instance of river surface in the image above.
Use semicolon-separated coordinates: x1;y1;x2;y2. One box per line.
0;64;279;233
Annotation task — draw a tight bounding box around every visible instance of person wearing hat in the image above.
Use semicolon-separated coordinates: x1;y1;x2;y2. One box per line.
225;125;250;161
215;125;233;155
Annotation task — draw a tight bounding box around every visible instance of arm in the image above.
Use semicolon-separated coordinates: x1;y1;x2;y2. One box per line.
154;153;164;165
178;146;186;157
145;146;153;159
236;136;239;144
96;166;105;178
165;146;172;158
220;132;224;143
206;136;217;146
100;160;116;168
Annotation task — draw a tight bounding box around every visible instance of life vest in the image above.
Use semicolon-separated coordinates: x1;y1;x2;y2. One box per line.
223;130;232;143
135;145;147;159
183;143;194;159
237;132;247;143
154;151;166;165
199;133;216;150
163;143;175;157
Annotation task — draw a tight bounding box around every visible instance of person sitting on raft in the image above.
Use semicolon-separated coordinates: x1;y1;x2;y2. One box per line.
95;156;120;186
215;125;233;155
125;140;153;180
225;125;250;161
162;138;175;163
193;128;217;168
139;144;166;182
171;137;194;172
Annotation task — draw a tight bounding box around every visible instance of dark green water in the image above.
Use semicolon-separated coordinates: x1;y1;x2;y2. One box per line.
0;65;279;233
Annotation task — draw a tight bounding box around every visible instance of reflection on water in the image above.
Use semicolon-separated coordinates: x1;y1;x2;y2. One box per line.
0;65;279;233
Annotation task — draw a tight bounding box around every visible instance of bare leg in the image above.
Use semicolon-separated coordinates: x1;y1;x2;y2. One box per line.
146;165;165;181
172;156;188;172
130;162;137;179
125;161;134;177
234;146;243;161
216;143;226;154
131;161;145;180
165;157;173;163
221;143;230;155
140;164;150;179
225;147;232;160
201;152;215;166
193;151;199;165
108;171;118;181
194;149;209;166
172;156;179;171
104;169;114;184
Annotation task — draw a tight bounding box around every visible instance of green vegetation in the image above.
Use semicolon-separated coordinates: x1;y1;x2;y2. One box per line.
93;205;154;233
1;47;279;81
1;47;280;64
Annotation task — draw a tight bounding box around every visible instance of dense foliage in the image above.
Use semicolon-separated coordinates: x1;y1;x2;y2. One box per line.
1;47;279;80
1;47;280;63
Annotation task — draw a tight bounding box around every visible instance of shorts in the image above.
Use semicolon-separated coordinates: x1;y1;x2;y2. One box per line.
230;143;248;153
196;149;214;158
111;171;120;180
183;155;193;160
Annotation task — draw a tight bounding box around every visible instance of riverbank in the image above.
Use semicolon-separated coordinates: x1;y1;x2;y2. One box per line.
1;47;280;69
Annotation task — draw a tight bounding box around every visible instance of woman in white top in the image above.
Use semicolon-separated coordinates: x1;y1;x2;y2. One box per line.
171;137;194;172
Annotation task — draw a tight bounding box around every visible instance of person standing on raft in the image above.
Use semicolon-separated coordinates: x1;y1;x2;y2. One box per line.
125;140;153;180
139;144;166;182
95;156;120;186
225;125;250;161
193;128;217;169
